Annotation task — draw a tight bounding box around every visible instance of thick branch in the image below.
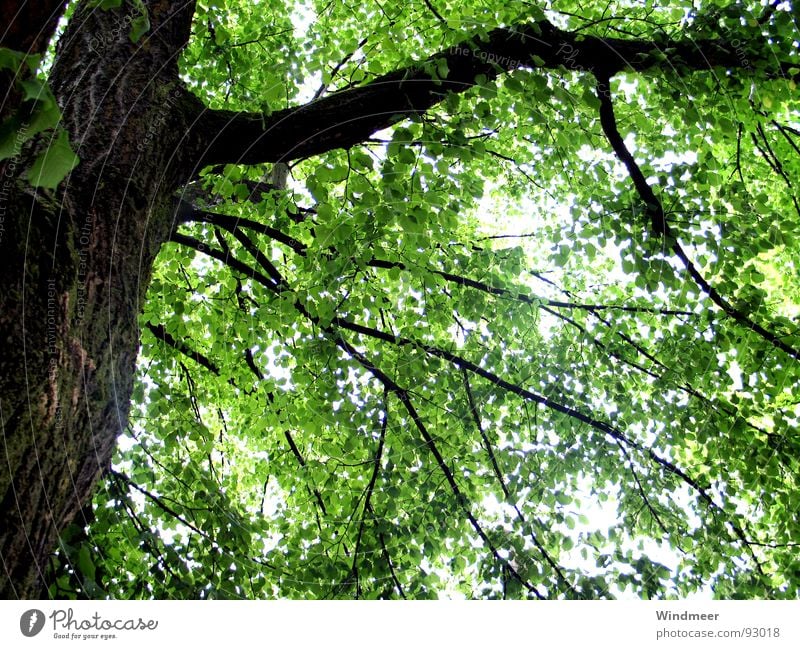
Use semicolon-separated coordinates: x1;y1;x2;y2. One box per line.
194;20;769;165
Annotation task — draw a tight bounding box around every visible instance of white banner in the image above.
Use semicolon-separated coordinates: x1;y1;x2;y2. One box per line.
2;601;798;648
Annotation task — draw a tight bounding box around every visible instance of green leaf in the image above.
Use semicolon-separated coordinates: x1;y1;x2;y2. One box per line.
26;128;80;189
77;545;96;581
129;13;151;43
0;47;28;74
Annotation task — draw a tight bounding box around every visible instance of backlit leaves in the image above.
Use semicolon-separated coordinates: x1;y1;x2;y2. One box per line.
47;0;800;600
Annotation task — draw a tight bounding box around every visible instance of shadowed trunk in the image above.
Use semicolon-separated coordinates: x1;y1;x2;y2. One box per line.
0;0;199;598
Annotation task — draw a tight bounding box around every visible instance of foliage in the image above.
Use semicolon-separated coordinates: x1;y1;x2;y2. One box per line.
0;47;79;188
48;0;800;599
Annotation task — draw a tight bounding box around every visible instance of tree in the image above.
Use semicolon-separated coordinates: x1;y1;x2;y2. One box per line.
1;0;798;599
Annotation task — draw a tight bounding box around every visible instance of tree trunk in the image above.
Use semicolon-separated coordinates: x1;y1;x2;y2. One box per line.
0;0;197;598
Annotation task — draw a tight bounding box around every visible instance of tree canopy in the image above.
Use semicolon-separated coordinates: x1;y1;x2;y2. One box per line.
3;0;800;600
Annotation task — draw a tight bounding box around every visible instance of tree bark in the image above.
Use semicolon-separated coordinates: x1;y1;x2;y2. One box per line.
0;0;199;598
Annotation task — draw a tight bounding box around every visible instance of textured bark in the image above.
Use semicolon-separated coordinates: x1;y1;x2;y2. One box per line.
0;0;199;598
